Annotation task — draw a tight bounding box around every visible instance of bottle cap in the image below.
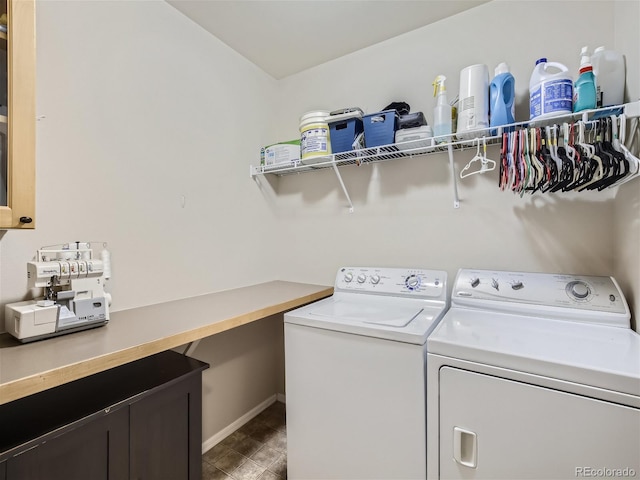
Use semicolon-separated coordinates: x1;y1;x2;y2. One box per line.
535;57;547;65
579;46;591;68
495;62;510;76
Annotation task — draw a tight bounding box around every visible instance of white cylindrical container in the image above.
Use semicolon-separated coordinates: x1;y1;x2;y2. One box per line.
592;47;626;107
457;64;490;139
529;58;573;119
299;111;331;161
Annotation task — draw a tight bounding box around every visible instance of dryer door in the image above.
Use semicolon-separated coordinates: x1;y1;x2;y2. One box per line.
439;367;640;480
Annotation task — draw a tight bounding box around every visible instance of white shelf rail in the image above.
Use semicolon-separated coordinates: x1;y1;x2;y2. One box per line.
250;101;640;211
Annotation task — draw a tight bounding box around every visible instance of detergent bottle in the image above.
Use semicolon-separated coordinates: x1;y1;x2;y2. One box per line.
433;75;452;143
573;46;597;112
592;46;626;107
489;62;516;134
529;57;573;119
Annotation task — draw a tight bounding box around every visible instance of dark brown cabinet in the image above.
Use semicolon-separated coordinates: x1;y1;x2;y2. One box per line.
0;351;208;480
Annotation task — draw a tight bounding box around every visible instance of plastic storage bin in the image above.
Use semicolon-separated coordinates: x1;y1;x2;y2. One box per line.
328;111;363;154
363;110;399;148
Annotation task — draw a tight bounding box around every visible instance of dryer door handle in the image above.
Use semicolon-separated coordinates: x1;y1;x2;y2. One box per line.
453;427;478;468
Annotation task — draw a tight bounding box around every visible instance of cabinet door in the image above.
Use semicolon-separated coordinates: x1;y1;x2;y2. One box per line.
5;407;128;480
439;367;640;480
129;374;202;480
0;0;35;229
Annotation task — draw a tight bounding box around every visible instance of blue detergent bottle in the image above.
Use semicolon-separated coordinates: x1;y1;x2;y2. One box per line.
490;62;515;134
574;46;597;112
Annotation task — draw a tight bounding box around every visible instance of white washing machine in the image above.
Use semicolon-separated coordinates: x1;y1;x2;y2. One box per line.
285;266;448;480
427;269;640;480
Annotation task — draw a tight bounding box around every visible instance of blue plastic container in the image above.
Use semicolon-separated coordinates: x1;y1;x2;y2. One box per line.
490;63;516;134
363;110;399;148
329;117;363;154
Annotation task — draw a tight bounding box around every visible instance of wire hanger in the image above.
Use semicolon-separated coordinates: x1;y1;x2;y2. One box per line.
460;137;496;179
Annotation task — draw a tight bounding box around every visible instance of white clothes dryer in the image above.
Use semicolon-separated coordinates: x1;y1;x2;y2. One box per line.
285;266;448;480
427;269;640;480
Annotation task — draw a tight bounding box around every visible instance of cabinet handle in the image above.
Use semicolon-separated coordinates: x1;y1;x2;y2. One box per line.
19;216;33;224
453;426;477;468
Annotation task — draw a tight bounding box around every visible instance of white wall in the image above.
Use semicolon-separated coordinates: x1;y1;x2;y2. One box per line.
271;1;625;296
0;0;280;320
613;0;640;330
0;0;284;445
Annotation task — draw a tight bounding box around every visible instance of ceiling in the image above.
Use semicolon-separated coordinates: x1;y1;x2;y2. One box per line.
166;0;491;79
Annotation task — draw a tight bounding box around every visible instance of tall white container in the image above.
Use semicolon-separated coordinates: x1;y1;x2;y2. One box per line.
457;64;490;139
529;58;573;120
592;47;626;107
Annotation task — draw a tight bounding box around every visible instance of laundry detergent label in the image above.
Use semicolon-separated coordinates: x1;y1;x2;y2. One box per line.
530;79;573;118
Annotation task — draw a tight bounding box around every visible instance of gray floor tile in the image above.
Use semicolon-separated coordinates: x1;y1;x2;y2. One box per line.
231;458;267;480
214;449;248;475
248;422;280;444
258;470;282;480
203;402;287;479
234;435;264;457
202;460;234;480
268;453;287;478
203;443;231;464
264;430;287;453
250;445;282;468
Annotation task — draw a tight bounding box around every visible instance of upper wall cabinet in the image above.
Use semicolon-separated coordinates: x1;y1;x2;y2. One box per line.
0;0;35;229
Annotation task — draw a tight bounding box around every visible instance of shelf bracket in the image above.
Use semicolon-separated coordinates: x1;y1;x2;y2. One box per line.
447;142;460;208
331;161;354;213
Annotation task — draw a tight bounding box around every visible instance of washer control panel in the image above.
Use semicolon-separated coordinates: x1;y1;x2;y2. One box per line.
453;269;630;325
335;267;447;299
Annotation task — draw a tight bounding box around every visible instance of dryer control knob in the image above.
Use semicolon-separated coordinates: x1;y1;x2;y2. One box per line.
344;273;353;283
357;274;367;284
370;275;380;284
568;281;590;299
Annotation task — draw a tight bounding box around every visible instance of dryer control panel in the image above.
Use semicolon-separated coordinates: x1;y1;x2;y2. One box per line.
452;269;630;327
335;267;447;300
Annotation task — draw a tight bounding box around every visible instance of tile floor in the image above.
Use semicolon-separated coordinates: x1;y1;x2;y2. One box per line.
202;401;287;480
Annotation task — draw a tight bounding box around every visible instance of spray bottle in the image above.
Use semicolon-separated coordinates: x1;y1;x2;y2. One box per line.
573;46;597;112
433;75;452;143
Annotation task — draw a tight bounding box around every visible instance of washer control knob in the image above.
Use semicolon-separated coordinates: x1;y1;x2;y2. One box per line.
470;278;480;288
357;274;367;284
511;281;524;290
491;278;499;291
344;273;353;283
568;281;590;299
370;275;380;285
405;275;420;290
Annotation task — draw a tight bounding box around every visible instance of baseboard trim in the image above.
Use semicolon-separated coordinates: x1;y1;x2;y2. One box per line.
202;394;277;453
276;393;286;403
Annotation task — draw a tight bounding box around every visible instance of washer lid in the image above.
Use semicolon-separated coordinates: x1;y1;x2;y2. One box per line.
428;307;640;397
307;298;424;327
285;294;447;345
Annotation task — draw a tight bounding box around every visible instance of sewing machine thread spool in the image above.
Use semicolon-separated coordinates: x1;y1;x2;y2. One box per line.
101;248;111;280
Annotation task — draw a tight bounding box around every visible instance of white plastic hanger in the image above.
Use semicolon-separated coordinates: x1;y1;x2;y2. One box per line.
460;137;496;179
611;113;640;187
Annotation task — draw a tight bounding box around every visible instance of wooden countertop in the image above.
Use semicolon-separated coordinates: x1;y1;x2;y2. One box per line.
0;281;333;406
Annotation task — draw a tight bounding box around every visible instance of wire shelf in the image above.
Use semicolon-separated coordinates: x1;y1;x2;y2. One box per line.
251;134;502;177
250;102;640;211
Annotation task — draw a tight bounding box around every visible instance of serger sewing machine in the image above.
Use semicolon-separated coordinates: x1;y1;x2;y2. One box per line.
5;242;112;343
